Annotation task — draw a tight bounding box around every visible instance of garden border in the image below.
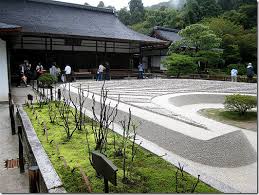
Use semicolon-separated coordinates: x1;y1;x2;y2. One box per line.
17;105;66;193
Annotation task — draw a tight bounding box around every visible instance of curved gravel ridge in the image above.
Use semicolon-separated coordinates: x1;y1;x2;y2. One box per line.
69;79;257;167
65;84;257;168
133;118;256;168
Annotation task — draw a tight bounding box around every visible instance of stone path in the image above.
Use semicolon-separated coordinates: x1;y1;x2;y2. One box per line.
0;103;29;193
0;86;34;193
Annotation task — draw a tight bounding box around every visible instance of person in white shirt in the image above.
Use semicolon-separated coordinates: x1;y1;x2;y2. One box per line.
97;64;106;81
49;62;58;77
231;68;238;82
64;64;72;82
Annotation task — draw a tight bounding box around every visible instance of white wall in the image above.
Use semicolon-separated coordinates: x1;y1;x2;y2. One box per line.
151;56;161;68
160;56;168;70
0;39;9;102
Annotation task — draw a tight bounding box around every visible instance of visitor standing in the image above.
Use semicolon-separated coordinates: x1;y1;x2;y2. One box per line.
105;62;110;80
36;62;44;79
16;61;26;87
138;62;144;79
49;62;58;77
64;64;72;82
25;61;32;86
97;63;106;81
231;68;238;82
246;63;254;83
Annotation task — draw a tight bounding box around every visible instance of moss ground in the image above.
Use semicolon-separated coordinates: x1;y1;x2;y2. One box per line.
25;103;220;193
199;108;257;131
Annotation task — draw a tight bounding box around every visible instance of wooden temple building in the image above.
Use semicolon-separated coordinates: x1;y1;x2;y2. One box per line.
0;0;166;101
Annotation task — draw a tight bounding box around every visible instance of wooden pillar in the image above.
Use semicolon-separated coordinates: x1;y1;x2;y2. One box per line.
18;126;25;173
21;36;24;49
95;41;98;67
50;37;53;51
29;166;40;193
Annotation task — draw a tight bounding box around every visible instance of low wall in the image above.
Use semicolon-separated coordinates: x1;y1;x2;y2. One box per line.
17;105;66;193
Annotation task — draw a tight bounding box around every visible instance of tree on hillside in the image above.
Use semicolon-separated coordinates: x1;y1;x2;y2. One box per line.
84;2;89;6
172;24;221;51
238;3;257;29
97;1;105;8
217;0;256;10
182;0;201;25
182;0;221;25
217;0;240;10
145;8;178;28
129;0;145;24
202;17;244;39
202;16;257;65
118;7;131;26
196;0;222;18
238;32;257;64
222;10;246;26
202;17;243;65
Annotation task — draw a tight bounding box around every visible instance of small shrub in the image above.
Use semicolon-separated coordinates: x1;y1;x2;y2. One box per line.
224;94;257;115
162;53;197;78
38;73;57;87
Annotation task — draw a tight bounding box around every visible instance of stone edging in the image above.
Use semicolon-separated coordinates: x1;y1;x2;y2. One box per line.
17;105;66;193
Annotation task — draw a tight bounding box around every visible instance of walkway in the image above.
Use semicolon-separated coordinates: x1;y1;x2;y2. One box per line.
0;86;34;193
0;103;29;193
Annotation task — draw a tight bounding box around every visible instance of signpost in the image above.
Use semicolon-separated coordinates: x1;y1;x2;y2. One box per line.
57;89;61;101
27;94;33;105
92;151;118;193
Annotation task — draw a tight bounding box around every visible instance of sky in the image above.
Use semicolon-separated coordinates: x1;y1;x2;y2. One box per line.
57;0;167;10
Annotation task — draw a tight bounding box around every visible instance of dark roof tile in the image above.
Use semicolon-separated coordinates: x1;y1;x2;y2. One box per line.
0;0;163;44
152;26;182;42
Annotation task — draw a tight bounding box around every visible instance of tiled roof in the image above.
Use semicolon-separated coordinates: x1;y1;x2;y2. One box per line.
152;26;182;42
0;22;21;31
0;0;164;44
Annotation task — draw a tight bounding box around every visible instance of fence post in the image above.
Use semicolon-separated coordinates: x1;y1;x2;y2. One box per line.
29;166;40;193
37;80;39;92
10;102;15;135
18;126;25;173
50;87;53;101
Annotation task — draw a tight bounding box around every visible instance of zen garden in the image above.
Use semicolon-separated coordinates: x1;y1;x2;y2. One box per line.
0;0;257;194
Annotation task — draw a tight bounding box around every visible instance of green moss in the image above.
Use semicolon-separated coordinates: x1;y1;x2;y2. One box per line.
24;104;220;193
200;108;257;131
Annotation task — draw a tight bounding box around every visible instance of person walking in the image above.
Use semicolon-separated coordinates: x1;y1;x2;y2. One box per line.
231;68;238;82
138;62;144;79
97;63;106;81
64;64;72;82
246;63;254;83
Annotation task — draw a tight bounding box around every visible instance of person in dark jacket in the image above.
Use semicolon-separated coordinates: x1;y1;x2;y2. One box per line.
247;63;254;83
